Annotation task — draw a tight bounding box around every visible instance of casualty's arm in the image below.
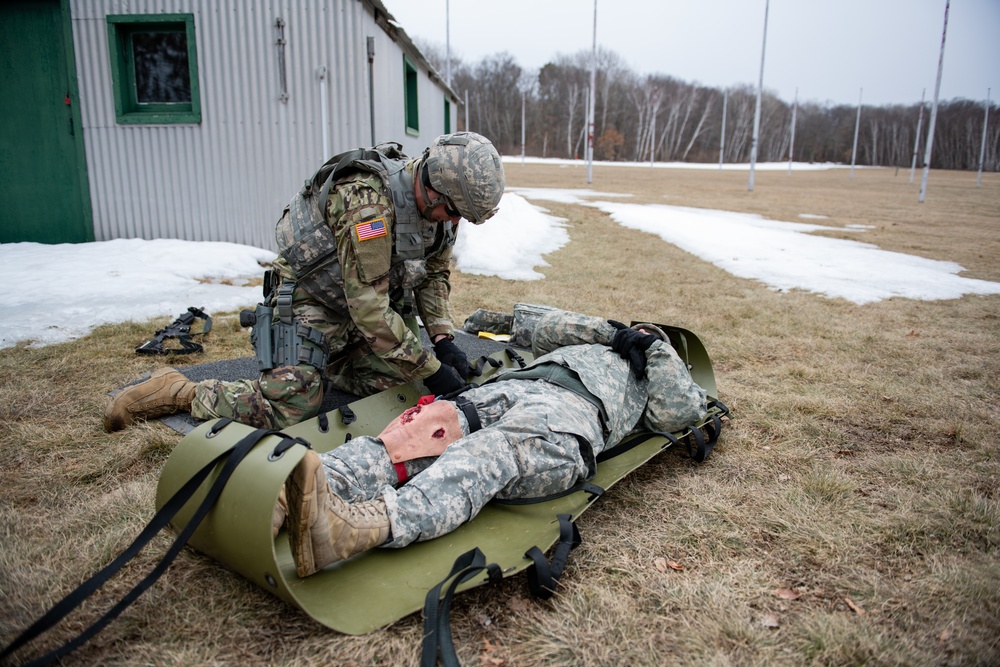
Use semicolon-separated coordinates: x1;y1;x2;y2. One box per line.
642;340;709;434
531;310;617;356
331;184;440;382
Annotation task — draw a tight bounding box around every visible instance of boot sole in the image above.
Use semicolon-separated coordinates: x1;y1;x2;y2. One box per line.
286;451;320;577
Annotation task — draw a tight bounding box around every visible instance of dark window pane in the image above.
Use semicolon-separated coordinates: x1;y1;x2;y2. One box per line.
131;30;191;104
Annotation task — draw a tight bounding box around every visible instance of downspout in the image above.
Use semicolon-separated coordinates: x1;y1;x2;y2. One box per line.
367;36;376;145
318;66;329;158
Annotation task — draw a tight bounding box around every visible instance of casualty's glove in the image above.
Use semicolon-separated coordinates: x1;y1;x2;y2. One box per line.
433;336;470;381
424;363;465;396
608;320;657;380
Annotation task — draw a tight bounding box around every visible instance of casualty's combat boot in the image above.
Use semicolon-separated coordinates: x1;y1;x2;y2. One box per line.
273;487;287;538
285;449;391;577
103;367;198;432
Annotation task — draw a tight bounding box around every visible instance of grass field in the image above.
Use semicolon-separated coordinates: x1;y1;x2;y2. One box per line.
2;165;998;666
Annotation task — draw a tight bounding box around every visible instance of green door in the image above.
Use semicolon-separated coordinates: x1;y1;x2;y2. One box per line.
0;0;92;244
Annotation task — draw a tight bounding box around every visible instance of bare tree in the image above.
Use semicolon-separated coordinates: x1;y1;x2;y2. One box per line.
410;38;997;171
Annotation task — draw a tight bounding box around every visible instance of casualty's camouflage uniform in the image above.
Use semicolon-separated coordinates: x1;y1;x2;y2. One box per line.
318;309;709;547
190;161;457;428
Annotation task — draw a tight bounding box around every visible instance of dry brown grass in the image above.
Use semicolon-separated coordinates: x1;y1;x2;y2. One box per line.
2;165;999;666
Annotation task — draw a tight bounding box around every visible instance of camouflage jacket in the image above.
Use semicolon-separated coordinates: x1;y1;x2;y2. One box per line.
504;310;709;451
273;161;457;382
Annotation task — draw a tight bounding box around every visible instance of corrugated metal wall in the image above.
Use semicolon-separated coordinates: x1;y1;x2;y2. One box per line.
71;0;456;250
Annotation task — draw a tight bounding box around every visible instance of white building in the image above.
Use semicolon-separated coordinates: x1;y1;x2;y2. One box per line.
1;0;459;249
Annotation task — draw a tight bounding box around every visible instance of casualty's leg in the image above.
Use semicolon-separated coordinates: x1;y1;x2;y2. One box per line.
315;401;463;502
283;401;465;573
285;449;391;577
382;380;600;547
103;367;199;432
316;436;401;503
284;382;598;573
381;428;520;546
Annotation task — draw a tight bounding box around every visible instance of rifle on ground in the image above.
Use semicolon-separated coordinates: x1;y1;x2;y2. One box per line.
136;307;212;356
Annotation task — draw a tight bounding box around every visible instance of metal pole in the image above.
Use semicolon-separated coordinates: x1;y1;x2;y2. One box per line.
919;0;950;203
521;90;526;166
910;88;926;183
464;89;469;131
788;87;797;175
587;0;597;184
719;89;727;170
748;0;769;192
978;88;991;187
851;88;862;179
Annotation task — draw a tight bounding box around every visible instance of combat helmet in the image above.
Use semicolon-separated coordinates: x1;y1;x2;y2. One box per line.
423;132;505;223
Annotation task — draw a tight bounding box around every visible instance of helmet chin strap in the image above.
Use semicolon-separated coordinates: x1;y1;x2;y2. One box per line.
417;160;450;219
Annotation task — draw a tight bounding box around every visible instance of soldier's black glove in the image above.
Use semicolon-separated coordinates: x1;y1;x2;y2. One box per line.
424;363;465;396
608;320;657;380
433;336;470;381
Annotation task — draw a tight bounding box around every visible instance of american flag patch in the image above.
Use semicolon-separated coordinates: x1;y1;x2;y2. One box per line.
355;218;388;241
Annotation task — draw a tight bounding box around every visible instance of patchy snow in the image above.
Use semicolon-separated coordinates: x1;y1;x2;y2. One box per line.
2;186;997;349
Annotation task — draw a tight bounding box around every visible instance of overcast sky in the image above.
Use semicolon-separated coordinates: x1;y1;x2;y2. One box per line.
386;0;998;107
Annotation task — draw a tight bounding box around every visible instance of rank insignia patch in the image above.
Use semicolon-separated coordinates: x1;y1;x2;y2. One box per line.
355;218;388;241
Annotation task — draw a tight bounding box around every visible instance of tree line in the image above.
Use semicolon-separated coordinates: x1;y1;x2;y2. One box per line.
418;43;997;171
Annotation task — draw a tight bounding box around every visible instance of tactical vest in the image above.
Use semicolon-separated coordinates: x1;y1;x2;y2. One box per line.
274;143;457;281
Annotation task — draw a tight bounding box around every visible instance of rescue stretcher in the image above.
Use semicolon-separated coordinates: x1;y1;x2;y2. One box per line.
154;323;728;636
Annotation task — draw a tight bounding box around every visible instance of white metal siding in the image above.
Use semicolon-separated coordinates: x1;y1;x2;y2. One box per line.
70;0;451;250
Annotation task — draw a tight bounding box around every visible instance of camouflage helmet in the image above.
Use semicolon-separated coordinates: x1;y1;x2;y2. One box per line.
423;132;505;224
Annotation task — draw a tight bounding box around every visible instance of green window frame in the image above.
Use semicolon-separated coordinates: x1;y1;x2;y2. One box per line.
106;14;201;124
444;98;451;134
403;55;419;136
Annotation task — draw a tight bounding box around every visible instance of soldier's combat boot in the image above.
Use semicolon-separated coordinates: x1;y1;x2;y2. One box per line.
103;367;198;432
285;449;391;577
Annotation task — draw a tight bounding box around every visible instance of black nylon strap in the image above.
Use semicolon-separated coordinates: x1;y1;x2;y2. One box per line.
1;423;293;667
339;404;357;425
468;355;502;377
504;347;527;369
686;412;724;462
490;482;605;506
421;548;502;667
454;395;481;433
524;514;581;600
595;431;670;463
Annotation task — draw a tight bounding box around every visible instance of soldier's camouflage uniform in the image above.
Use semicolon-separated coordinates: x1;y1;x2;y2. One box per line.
189;161;456;429
317;309;709;547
